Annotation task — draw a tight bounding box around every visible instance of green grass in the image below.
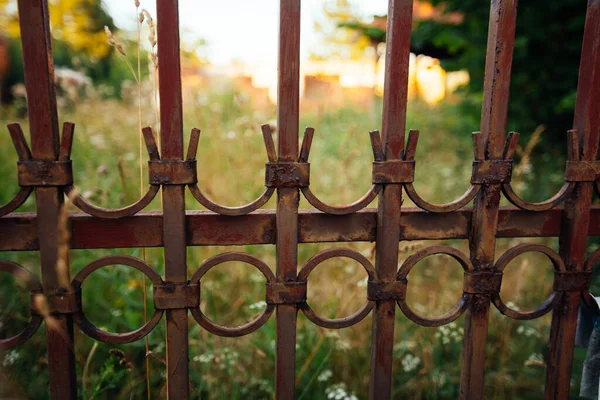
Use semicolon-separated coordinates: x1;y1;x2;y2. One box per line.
0;86;588;399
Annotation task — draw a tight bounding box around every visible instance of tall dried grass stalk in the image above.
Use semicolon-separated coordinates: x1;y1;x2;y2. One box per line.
135;2;152;398
104;26;139;85
82;341;99;396
57;188;79;290
514;125;545;177
142;8;160;140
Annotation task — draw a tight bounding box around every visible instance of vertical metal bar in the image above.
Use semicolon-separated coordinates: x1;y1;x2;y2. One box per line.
16;0;77;398
275;0;301;398
460;1;517;398
368;1;413;398
156;1;189;398
545;1;600;398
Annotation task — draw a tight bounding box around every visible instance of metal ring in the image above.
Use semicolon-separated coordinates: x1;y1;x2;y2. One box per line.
397;246;473;327
491;244;564;320
188;184;275;216
190;252;276;337
404;183;480;213
297;249;376;329
300;185;381;215
0;260;44;349
0;187;33;217
71;256;164;344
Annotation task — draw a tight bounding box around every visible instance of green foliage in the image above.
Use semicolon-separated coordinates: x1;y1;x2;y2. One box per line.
338;21;386;46
0;0;153;100
1;87;590;398
411;0;587;142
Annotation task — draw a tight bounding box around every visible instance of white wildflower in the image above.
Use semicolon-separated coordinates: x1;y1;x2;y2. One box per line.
528;353;544;363
2;350;20;367
248;301;267;311
325;383;358;400
432;371;447;387
517;325;540;338
110;309;122;317
401;354;421;372
193;353;214;364
335;340;351;352
226;131;237;140
318;369;333;382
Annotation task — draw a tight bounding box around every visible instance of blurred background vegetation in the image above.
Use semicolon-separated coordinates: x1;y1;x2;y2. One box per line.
0;0;598;399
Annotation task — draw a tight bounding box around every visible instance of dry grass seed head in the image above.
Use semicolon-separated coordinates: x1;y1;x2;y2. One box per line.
104;26;116;45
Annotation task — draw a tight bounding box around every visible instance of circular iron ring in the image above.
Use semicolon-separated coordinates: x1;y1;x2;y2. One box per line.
0;260;44;349
190;252;276;337
397;246;472;327
297;248;376;329
491;244;564;320
72;256;164;344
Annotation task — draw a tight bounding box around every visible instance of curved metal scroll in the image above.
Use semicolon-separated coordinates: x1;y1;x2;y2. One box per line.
300;128;382;215
403;131;487;213
0;124;33;217
63;124;160;219
187;126;275;215
501;130;578;211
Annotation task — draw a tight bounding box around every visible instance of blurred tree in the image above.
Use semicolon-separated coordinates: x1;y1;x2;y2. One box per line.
411;0;586;141
0;0;118;98
311;0;377;61
323;0;586;143
48;0;115;61
1;0;115;60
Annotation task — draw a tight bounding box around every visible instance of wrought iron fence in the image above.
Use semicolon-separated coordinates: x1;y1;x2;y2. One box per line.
1;0;600;399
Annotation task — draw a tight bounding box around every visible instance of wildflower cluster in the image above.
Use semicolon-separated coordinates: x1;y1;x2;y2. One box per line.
516;324;541;338
401;353;421;373
435;321;464;345
325;383;359;400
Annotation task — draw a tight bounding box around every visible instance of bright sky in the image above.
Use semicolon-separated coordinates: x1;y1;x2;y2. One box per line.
103;0;389;65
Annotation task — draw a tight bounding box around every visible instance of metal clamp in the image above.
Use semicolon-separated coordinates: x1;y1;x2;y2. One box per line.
553;271;593;292
463;271;503;295
367;280;406;301
153;283;200;310
148;160;198;185
471;160;512;185
266;281;307;305
31;289;82;315
17;160;74;187
564;160;600;182
372;160;415;184
265;162;310;188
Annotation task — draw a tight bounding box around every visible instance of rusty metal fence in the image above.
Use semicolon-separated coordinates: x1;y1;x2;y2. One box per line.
1;0;600;398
